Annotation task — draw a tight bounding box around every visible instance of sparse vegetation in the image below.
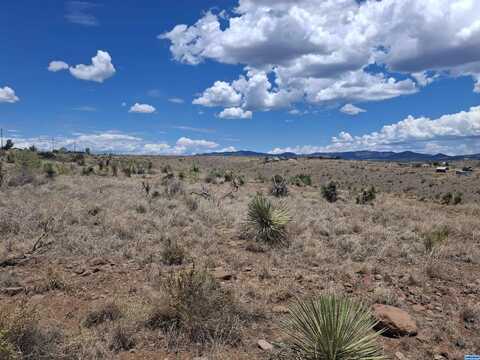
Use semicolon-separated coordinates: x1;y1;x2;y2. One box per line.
423;226;449;253
271;174;288;197
161;238;186;265
290;173;312;186
147;267;243;346
83;303;123;328
321;181;338;202
356;186;376;205
0;155;478;359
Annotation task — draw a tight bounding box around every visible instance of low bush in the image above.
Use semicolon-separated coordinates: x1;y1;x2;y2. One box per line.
43;162;57;178
356;186;376;205
161;238;186;265
83;303;122;328
423;226;449;253
321;181;338;203
0;302;63;359
146;267;243;346
290;174;312;186
271;175;288;197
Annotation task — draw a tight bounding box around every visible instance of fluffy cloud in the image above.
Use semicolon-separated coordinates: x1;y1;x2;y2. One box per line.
0;86;19;103
48;61;69;72
218;107;252;119
129;103;156;114
270;106;480;155
69;50;116;82
49;51;115;83
162;0;480;115
193;81;242;107
10;132;222;155
340;104;366;115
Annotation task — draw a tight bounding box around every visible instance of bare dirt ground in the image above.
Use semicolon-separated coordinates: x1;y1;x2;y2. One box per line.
1;152;479;359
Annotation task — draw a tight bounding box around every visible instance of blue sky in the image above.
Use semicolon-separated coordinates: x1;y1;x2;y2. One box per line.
1;0;480;155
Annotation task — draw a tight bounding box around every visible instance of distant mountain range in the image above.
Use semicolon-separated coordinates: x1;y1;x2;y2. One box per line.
200;150;480;161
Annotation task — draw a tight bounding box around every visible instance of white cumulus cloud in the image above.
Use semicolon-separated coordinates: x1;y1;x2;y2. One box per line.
68;50;116;82
162;0;480;115
218;107;252;119
0;86;19;103
129;103;156;114
270;105;480;155
48;61;69;72
340;104;366;115
193;81;242;107
9;132;222;155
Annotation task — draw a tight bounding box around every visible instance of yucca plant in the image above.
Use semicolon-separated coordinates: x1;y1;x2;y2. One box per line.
246;194;290;245
282;295;385;360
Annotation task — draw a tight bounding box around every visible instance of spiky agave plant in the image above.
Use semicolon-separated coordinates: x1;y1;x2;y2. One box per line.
282;295;385;360
247;194;290;245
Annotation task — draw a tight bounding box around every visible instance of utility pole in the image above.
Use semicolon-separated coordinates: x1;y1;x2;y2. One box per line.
0;128;3;149
51;137;55;152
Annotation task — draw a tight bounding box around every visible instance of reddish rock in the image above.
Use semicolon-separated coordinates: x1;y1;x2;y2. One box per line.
373;304;418;337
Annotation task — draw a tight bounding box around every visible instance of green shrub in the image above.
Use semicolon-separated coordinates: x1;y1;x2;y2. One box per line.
109;324;135;352
43;162;57;178
440;192;462;205
82;166;95;176
0;330;16;360
423;226;449;253
441;192;453;205
282;295;385;360
291;174;312;186
14;150;41;169
0;302;63;359
246;194;290;246
146;267;242;345
356;186;376;205
83;303;122;328
453;192;463;205
161;239;186;265
321;181;338;203
271;175;288;197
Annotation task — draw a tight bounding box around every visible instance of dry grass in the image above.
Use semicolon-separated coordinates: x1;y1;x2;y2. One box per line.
0;152;479;358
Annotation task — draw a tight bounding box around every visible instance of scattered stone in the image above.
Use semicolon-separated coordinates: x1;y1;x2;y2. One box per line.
0;287;24;296
257;339;273;351
213;268;235;281
395;351;408;360
374;274;383;280
373;304;418;337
